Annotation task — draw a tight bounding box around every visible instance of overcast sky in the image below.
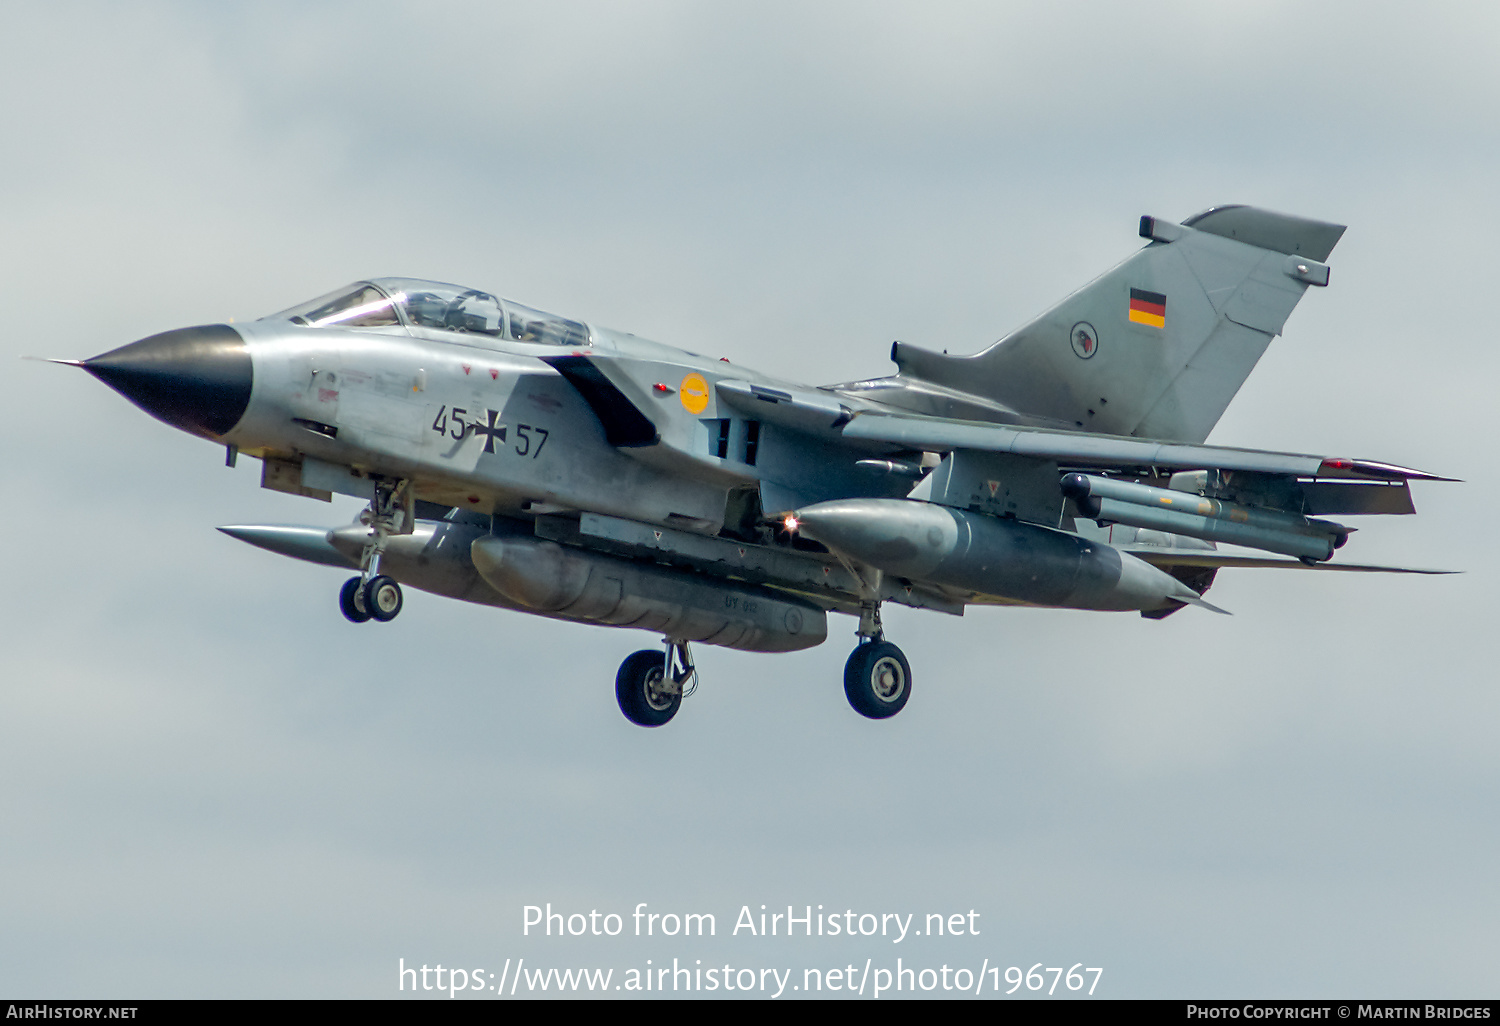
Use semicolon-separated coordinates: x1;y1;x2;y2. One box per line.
2;0;1495;999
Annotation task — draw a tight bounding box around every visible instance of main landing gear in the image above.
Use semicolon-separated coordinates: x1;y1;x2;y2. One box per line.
338;479;409;625
612;605;913;726
843;601;911;720
606;541;909;729
616;640;697;727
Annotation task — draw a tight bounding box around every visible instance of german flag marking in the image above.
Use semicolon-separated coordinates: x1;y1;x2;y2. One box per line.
1128;288;1167;329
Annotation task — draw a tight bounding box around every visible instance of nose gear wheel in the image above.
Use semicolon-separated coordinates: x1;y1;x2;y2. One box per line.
339;576;371;623
363;575;403;622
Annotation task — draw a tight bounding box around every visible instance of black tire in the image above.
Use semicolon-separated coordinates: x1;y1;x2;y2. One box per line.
339;576;371;623
844;641;911;719
615;649;680;727
363;575;403;622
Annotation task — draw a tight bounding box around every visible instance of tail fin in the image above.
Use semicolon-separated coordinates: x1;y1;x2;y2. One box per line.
862;206;1344;443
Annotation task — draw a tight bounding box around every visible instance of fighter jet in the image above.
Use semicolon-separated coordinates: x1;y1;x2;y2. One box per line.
56;205;1449;727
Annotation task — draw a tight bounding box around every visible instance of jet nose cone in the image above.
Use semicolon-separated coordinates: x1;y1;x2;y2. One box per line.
83;324;252;439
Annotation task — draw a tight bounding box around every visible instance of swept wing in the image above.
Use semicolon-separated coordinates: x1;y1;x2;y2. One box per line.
840;411;1450;484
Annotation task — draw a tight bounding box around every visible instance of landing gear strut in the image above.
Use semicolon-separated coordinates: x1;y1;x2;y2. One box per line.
844;601;911;719
338;478;410;624
616;640;696;727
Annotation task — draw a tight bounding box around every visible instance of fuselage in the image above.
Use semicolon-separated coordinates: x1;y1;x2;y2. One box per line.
80;276;1212;630
66;206;1437;726
209;278;907;533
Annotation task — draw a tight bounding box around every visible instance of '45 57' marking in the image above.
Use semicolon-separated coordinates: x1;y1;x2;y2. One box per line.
431;406;548;458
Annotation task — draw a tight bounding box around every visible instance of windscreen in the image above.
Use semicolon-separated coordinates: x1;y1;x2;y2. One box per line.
273;284;403;328
268;278;590;346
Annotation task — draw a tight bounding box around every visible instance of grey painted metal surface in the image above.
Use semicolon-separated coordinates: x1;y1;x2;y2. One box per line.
1061;472;1347;561
791;498;1205;613
834;206;1348;443
841;413;1443;481
67;205;1449;720
540;510;964;615
1075;496;1337;562
1178;205;1347;262
471;534;826;652
216;524;359;568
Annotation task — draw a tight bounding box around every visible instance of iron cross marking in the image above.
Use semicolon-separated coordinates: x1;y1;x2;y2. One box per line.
473;409;507;454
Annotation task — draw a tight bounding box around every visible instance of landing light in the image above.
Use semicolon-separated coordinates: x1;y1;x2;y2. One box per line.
783;514;800;532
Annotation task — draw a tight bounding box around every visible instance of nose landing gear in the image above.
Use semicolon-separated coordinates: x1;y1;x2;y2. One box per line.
337;479;409;625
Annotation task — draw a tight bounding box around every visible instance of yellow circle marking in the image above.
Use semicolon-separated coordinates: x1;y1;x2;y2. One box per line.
680;373;710;415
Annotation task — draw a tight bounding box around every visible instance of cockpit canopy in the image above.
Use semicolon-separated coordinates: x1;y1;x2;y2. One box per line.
268;278;590;347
